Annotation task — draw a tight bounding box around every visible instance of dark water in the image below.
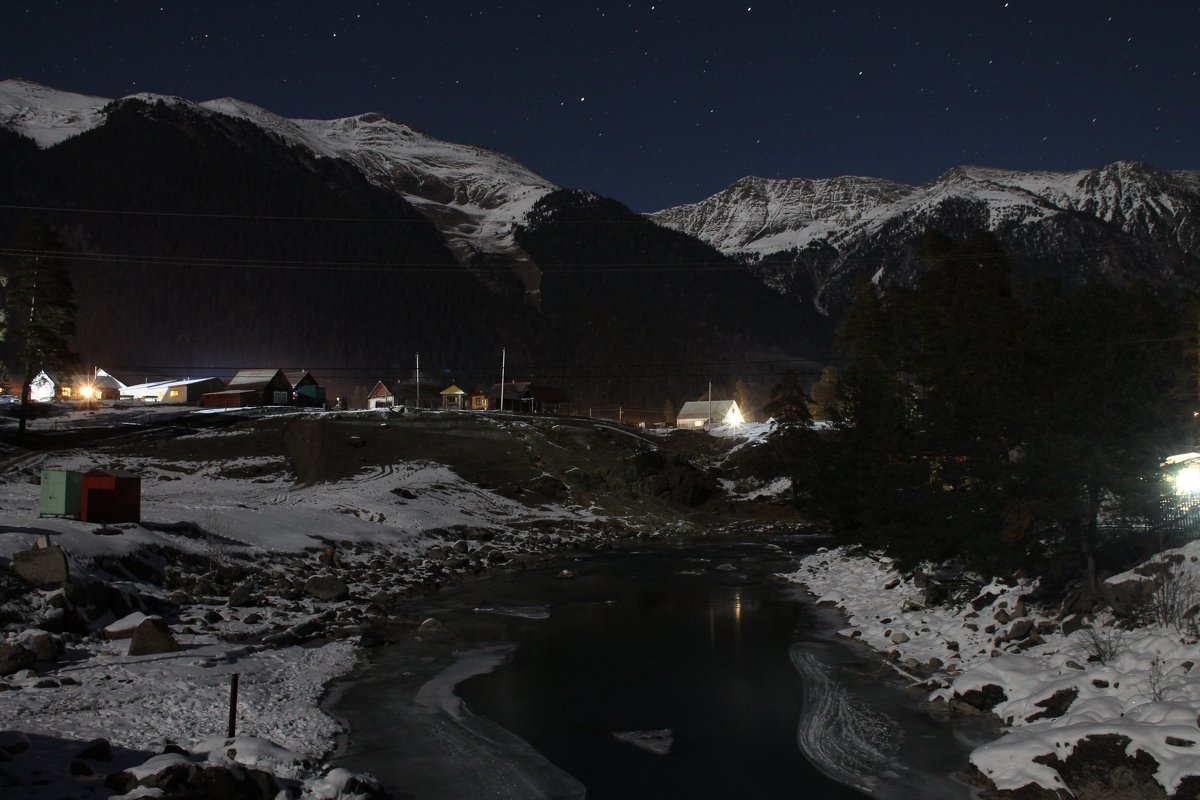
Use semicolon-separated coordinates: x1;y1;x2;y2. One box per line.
328;537;987;799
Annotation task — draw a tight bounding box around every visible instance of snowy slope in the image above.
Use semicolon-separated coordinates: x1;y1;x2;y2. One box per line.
0;79;110;147
0;80;556;267
649;175;913;256
654;162;1200;263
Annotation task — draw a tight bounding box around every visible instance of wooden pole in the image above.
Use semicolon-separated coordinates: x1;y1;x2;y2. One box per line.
227;673;240;738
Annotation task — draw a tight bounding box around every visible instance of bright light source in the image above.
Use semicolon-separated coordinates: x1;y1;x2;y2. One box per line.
1177;466;1200;495
79;385;94;399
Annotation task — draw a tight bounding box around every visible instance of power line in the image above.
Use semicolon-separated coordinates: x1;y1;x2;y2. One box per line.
0;230;1189;276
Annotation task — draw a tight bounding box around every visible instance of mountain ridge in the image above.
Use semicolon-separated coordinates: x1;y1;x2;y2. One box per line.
651;160;1200;313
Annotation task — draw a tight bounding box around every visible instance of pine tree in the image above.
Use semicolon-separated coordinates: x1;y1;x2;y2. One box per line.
2;220;78;438
762;370;812;425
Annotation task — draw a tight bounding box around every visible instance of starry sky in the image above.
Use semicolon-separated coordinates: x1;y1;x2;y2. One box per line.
3;1;1197;211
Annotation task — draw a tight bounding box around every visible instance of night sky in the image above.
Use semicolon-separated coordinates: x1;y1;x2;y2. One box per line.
3;1;1197;211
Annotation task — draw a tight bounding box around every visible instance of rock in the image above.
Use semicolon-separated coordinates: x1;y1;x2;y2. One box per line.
77;738;113;761
107;753;279;799
1031;733;1164;799
417;618;446;634
451;539;469;554
0;643;36;676
305;576;350;602
127;617;180;656
556;569;577;579
1026;687;1079;722
1005;618;1035;642
227;581;256;607
891;631;911;644
11;542;69;588
18;630;60;662
1101;578;1154;618
105;612;152;640
955;684;1007;714
993;609;1011;625
526;474;569;499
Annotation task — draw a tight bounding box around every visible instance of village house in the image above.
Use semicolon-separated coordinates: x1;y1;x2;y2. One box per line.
201;369;294;408
467;387;490;410
121;377;226;404
26;370;72;402
286;371;326;407
366;381;394;409
70;369;126;401
676;399;744;429
489;381;570;414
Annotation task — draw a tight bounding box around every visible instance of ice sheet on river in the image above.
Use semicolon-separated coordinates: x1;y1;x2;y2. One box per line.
792;646;902;795
611;728;674;756
397;645;585;799
472;605;552;620
792;645;981;800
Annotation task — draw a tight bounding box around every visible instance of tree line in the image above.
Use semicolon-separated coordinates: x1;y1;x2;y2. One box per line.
767;230;1196;592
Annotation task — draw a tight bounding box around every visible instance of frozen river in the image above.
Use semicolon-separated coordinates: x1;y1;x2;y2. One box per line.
328;537;990;798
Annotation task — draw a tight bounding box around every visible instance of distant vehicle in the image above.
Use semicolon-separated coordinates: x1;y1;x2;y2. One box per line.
0;395;19;404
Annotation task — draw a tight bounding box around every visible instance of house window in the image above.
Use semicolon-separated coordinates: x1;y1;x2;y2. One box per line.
169;389;180;398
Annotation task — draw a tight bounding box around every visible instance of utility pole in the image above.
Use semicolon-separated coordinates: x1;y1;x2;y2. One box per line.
415;352;420;409
499;347;506;412
708;380;713;426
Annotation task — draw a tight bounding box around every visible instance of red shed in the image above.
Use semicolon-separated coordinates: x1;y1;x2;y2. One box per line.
81;469;141;524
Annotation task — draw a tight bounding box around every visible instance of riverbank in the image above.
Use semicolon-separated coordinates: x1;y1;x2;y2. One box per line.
0;407;799;797
783;544;1200;799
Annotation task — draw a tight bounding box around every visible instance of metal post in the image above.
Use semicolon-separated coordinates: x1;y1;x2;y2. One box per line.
415;352;420;409
499;348;506;412
227;673;240;738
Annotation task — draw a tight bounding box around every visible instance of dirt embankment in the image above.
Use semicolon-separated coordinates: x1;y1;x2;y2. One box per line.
100;408;803;528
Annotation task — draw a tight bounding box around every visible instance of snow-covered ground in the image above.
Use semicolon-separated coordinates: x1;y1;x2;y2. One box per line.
0;410;602;797
784;544;1200;797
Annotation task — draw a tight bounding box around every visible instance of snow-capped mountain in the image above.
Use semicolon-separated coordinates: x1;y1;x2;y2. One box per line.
0;79;555;274
652;162;1200;312
648;175;914;256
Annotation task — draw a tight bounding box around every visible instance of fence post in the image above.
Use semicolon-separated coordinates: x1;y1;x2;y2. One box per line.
227;673;240;738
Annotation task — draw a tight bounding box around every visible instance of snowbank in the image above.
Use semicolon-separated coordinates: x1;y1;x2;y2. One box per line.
783;544;1200;797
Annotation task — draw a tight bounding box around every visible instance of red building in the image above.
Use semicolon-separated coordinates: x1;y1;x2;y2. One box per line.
81;470;141;524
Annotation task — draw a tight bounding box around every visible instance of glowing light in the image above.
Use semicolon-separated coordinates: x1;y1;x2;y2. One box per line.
79;385;95;399
1177;466;1200;495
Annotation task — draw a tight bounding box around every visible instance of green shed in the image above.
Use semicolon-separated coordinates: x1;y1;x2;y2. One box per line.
39;469;84;519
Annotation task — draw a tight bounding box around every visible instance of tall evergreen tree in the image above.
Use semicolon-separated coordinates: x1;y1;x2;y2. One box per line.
2;220;78;438
762;370;812;425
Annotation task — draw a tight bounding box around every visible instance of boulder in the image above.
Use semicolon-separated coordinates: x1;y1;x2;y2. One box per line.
227;581;256;607
11;543;69;588
16;630;60;662
104;612;151;640
127;617;180;656
1004;618;1035;642
76;738;113;761
304;576;350;602
0;643;37;676
106;754;278;800
1101;578;1154;617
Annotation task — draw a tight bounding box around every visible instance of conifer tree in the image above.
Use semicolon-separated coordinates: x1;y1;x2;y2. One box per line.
762;370;812;425
2;220;78;438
